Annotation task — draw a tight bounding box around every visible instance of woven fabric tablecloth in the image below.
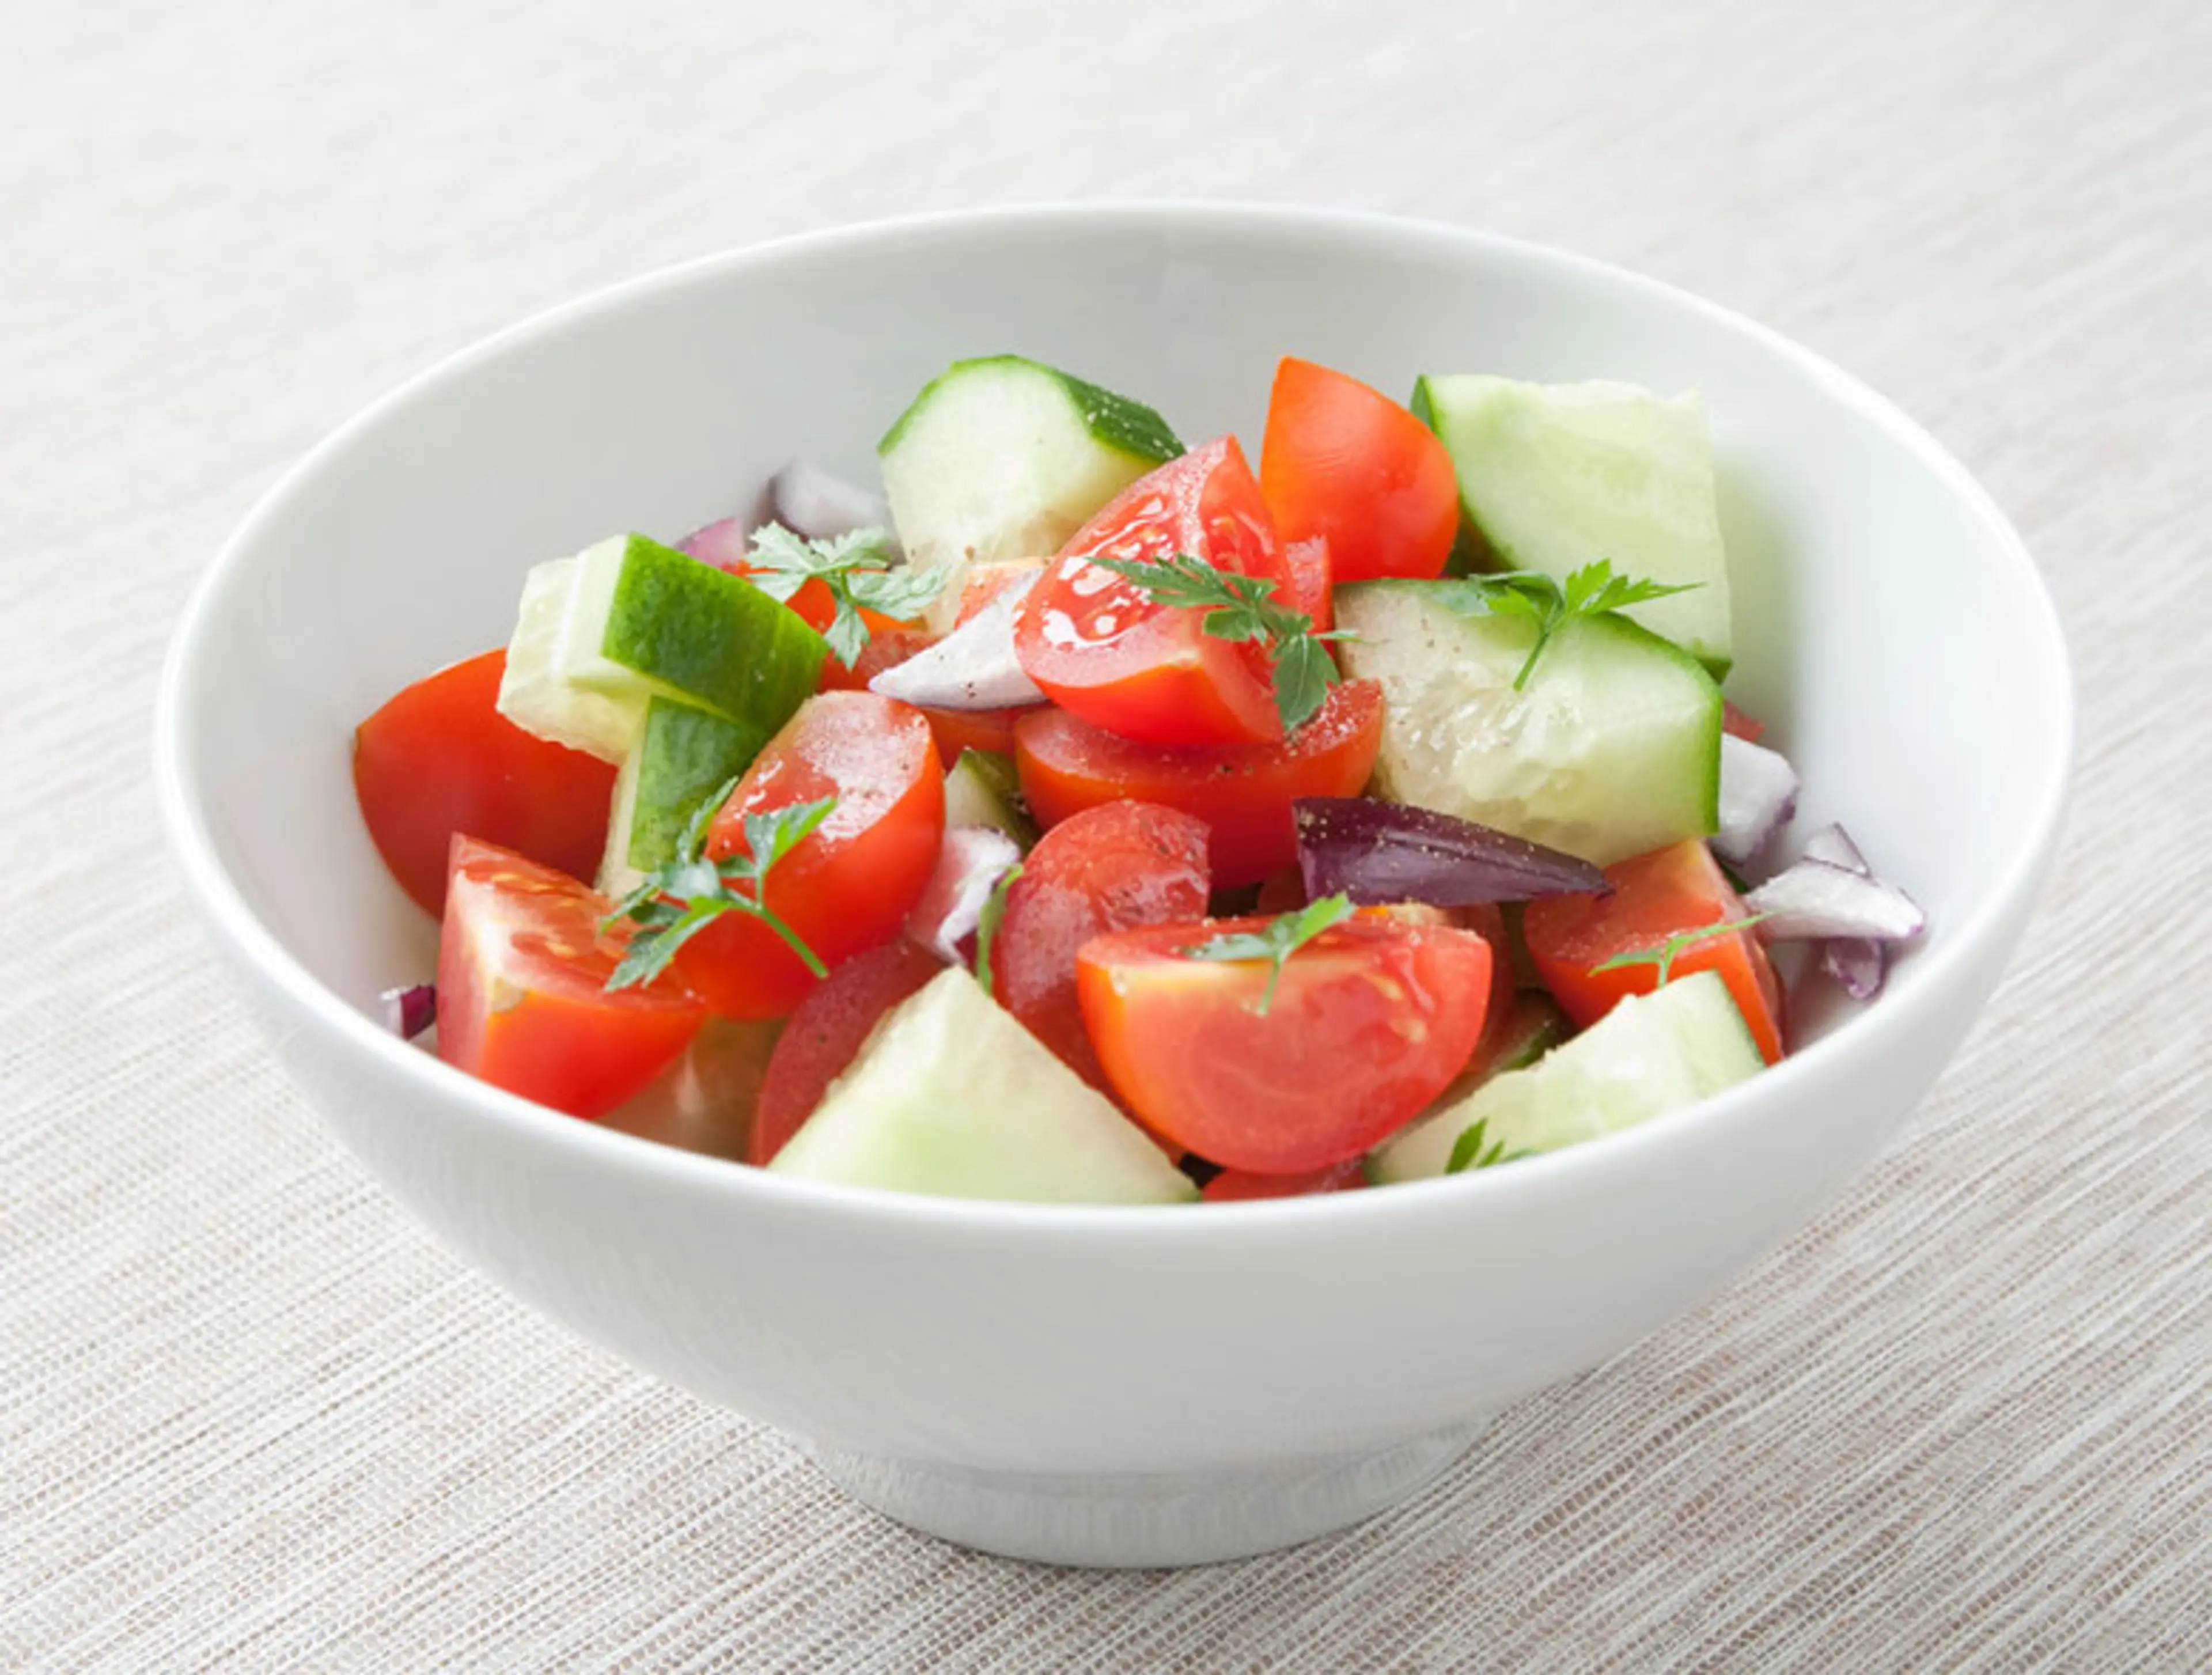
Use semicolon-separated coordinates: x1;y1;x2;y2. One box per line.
6;1;2208;1668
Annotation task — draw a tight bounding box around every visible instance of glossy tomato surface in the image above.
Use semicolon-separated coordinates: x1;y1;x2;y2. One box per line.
673;692;944;1019
1202;1159;1368;1202
353;648;616;916
1013;437;1287;748
1077;914;1495;1173
1521;838;1786;1063
435;836;705;1119
749;937;945;1165
1260;357;1460;584
1014;680;1384;888
992;800;1212;1094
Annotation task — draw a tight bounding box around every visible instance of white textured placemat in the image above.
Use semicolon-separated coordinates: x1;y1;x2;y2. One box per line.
5;1;2207;1668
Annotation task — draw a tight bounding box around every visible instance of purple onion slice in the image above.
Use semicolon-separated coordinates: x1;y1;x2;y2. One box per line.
676;515;748;569
767;459;898;548
869;571;1047;711
1293;798;1607;907
1821;938;1889;1001
381;983;436;1041
904;826;1024;964
1712;734;1800;865
1743;859;1926;942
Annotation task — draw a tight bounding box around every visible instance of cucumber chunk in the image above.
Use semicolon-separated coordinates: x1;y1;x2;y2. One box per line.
942;749;1037;848
768;967;1199;1205
598;697;769;896
1368;971;1762;1183
878;355;1182;629
1412;376;1734;674
498;533;825;760
1335;579;1722;866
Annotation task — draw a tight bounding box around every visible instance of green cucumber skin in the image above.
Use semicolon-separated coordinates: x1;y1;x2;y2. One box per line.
624;699;768;872
597;535;826;730
877;354;1183;464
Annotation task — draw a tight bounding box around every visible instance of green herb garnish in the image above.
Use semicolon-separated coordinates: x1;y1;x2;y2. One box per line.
1177;893;1357;1015
1588;914;1770;987
743;523;945;668
1442;559;1700;691
1444;1116;1529;1175
1086;551;1354;732
973;863;1023;1000
601;785;837;991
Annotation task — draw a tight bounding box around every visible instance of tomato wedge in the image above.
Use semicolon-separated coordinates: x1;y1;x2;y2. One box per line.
1520;839;1787;1063
1013;437;1288;748
992;800;1213;1094
1077;914;1495;1173
672;692;945;1020
353;647;617;917
1014;681;1384;889
1259;357;1460;584
749;937;946;1165
436;837;706;1119
1202;1160;1368;1202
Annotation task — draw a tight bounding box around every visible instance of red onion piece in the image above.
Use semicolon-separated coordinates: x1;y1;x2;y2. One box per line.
768;460;898;550
1713;733;1799;865
1293;798;1607;907
869;571;1046;711
1802;821;1869;873
676;515;750;571
1744;858;1926;942
904;827;1024;964
381;983;435;1040
1821;938;1889;1001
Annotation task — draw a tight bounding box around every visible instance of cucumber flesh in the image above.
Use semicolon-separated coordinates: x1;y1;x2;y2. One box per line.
1335;579;1722;866
1413;376;1734;675
878;356;1182;630
942;749;1037;848
499;533;826;760
768;967;1199;1205
597;697;768;896
1368;971;1762;1183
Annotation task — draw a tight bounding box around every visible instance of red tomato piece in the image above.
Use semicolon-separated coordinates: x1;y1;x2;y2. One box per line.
992;801;1213;1094
1014;680;1385;889
1520;839;1787;1064
816;624;936;694
1259;357;1460;584
1013;437;1289;748
672;692;945;1020
1721;700;1768;742
353;648;616;917
1202;1159;1368;1202
1279;533;1333;632
921;705;1025;767
435;836;706;1119
749;937;946;1165
1077;915;1495;1173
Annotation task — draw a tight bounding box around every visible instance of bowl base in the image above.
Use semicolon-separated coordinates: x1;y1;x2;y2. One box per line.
803;1417;1491;1568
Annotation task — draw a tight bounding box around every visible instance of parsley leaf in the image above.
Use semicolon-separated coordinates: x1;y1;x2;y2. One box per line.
743;522;945;668
1085;551;1354;732
1442;559;1700;691
1178;893;1357;1015
1588;913;1770;987
601;794;838;991
972;863;1023;999
1444;1116;1529;1175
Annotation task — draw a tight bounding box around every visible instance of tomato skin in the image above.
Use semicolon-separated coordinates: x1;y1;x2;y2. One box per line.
353;648;617;917
1721;700;1767;742
672;692;945;1020
749;937;945;1165
993;801;1213;1093
1521;839;1787;1064
1014;681;1384;889
436;837;706;1119
1202;1159;1368;1202
1077;916;1495;1173
1013;437;1288;748
1259;357;1460;584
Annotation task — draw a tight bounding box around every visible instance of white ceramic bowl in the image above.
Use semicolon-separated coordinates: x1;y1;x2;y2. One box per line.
157;204;2071;1567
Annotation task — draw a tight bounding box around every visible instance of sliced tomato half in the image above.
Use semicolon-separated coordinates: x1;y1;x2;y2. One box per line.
1259;357;1460;585
1520;839;1786;1063
353;647;618;917
672;692;944;1020
1013;437;1290;748
436;836;706;1119
1014;680;1384;888
1077;913;1495;1173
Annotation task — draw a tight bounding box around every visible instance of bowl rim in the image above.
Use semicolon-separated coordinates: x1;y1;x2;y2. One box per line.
154;199;2075;1238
